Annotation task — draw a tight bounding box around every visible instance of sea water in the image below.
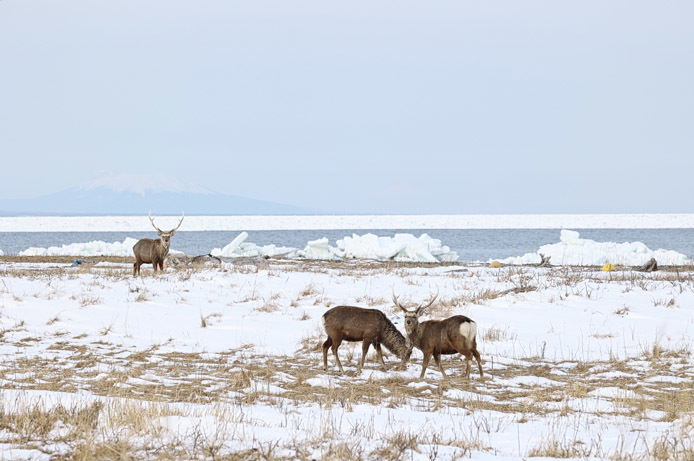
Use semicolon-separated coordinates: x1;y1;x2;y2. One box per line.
1;228;693;262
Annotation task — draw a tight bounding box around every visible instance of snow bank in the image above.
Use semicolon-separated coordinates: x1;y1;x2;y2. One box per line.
211;232;458;262
18;238;182;257
499;230;690;266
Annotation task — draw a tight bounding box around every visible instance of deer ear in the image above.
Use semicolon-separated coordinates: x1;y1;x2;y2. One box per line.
157;230;164;236
170;230;176;236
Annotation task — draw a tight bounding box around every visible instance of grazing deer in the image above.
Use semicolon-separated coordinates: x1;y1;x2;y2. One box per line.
321;305;412;374
132;211;184;276
393;288;483;380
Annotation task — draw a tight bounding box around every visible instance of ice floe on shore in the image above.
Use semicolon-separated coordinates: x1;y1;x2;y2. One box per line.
10;229;691;266
12;232;458;263
210;232;458;262
210;232;298;259
19;238;143;257
498;230;690;266
336;233;458;262
18;238;184;257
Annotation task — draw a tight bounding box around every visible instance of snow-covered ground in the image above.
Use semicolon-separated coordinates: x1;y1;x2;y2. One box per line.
3;213;694;232
1;258;693;459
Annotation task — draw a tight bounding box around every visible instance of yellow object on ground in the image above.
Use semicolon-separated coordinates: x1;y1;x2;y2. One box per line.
490;261;501;268
602;263;615;271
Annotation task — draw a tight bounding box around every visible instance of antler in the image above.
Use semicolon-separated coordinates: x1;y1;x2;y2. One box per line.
415;285;439;316
148;211;184;233
148;210;164;233
170;211;184;232
392;287;409;312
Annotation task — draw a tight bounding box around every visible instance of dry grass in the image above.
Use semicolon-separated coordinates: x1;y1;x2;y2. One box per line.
0;329;692;459
134;290;151;303
200;312;223;328
79;294;102;307
482;325;518;342
254;293;282;313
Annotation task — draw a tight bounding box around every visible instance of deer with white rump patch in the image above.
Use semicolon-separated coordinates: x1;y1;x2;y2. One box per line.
393;287;483;380
132;211;184;276
321;305;412;374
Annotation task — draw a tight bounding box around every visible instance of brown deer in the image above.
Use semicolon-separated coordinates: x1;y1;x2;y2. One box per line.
393;288;483;380
132;211;184;276
321;305;412;374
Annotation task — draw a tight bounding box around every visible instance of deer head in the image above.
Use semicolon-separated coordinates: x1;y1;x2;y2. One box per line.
149;210;184;249
392;286;439;337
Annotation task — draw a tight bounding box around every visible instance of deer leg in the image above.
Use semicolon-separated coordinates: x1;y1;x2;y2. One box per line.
463;353;472;378
473;348;483;378
331;339;344;374
358;341;371;373
434;353;449;380
420;351;432;379
322;337;333;371
374;343;387;371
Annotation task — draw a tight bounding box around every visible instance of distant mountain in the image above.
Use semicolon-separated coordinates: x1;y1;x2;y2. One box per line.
0;174;312;216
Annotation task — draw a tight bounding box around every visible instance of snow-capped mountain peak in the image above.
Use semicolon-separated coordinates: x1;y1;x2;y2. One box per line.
79;174;215;196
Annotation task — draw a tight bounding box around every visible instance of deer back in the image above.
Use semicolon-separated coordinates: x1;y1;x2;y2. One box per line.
418;315;477;354
133;238;165;263
322;306;388;341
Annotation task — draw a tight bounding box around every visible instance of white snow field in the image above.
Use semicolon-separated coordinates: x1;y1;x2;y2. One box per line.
2;213;694;232
1;258;693;459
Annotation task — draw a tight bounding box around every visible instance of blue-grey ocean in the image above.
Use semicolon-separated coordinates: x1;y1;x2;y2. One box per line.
1;229;693;261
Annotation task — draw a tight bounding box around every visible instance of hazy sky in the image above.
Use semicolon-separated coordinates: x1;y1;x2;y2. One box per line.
1;1;692;214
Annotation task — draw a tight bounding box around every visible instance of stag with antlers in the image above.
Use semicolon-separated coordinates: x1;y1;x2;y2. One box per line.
393;287;483;380
132;211;184;276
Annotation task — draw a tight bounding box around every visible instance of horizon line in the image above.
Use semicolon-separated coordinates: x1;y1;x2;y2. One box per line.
2;213;694;232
